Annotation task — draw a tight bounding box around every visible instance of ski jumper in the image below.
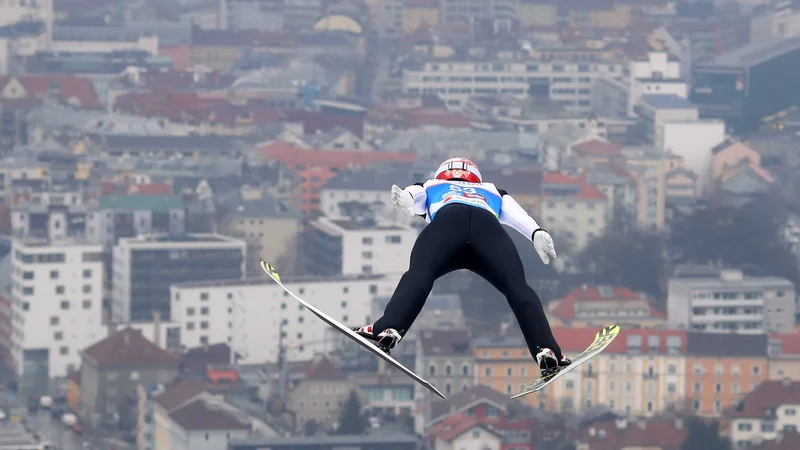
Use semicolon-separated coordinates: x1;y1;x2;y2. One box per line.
371;179;563;358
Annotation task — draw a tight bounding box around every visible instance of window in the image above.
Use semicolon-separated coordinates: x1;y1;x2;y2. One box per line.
82;269;92;278
59;347;68;355
786;408;797;416
485;367;492;376
50;316;59;326
386;235;401;244
626;335;642;353
200;292;209;301
668;364;676;375
55;285;65;294
752;366;761;375
187;307;195;316
22;271;33;280
462;365;469;375
50;270;59;279
54;332;63;341
22;287;33;296
362;237;373;245
82;285;92;294
200;307;209;315
186;322;195;330
200;321;209;330
200;336;209;345
361;251;373;259
82;300;91;309
429;365;435;376
60;301;69;310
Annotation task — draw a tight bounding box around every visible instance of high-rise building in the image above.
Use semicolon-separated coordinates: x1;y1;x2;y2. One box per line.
10;237;105;386
111;234;246;322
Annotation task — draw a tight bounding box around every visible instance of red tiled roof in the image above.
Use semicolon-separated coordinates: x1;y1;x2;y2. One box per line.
302;355;349;381
429;385;511;423
153;380;207;411
82;328;180;370
168;396;250;431
770;333;800;355
419;329;472;356
129;183;172;195
542;172;606;200
550;286;647;320
572;139;622;156
762;431;800;450
259;141;416;166
404;108;472;129
725;380;800;419
0;75;103;109
580;418;687;450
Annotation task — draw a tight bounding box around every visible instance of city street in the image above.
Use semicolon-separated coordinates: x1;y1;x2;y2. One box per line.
23;408;86;450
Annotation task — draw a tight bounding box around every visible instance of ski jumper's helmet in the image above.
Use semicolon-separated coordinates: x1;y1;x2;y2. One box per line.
434;157;482;183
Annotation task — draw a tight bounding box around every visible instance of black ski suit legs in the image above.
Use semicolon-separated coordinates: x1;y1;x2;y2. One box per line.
372;203;562;359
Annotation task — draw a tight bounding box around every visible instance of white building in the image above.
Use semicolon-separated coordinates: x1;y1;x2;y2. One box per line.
540;172;608;252
402;57;625;112
303;217;417;276
169;274;400;363
656;120;726;187
593;51;688;119
10;238;105;380
112;234;247;323
667;269;796;334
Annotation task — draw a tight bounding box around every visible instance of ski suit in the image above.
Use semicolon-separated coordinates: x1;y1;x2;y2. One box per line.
371;179;563;358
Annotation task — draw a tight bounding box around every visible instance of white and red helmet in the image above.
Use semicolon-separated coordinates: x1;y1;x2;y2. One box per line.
434;157;482;183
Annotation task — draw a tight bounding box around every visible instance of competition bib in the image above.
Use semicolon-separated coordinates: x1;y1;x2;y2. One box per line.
424;181;502;220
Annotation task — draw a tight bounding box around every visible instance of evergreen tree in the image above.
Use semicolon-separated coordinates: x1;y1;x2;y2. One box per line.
681;417;731;450
336;390;367;435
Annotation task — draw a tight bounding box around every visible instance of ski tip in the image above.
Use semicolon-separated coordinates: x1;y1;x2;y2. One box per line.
260;261;281;282
429;386;447;400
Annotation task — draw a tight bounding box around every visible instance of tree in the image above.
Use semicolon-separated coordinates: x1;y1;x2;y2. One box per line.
681;416;731;450
574;227;668;300
336;390;367;435
669;197;800;287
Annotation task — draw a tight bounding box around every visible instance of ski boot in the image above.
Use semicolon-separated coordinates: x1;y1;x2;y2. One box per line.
352;325;403;355
535;347;571;377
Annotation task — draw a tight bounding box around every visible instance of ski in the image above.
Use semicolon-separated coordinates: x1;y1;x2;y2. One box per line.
260;261;447;400
512;325;620;399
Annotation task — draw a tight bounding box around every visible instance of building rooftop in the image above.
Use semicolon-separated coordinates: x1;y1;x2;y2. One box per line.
169;395;251;431
686;332;769;357
120;233;245;245
328;218;406;231
668;270;794;288
229;432;419;448
418;329;473;357
99;194;184;212
641;94;696;110
703;35;800;69
171;273;389;289
82;327;180;370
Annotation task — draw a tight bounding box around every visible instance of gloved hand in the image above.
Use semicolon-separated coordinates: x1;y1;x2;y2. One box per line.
533;228;557;265
391;185;415;217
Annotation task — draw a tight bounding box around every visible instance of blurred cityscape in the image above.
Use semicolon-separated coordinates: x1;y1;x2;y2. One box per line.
1;0;800;449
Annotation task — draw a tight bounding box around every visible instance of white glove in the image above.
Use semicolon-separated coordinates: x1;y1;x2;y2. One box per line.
533;229;557;265
391;185;414;217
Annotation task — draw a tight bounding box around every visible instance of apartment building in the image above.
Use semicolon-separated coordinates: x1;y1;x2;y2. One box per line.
169;274;400;363
87;195;186;249
301;217;416;276
439;0;518;24
9;189;92;239
417;329;476;397
667;268;796;334
539;172;608;251
768;333;800;381
685;332;769;417
402;53;626;112
622;146;682;230
320;168;417;226
548;285;666;328
10;237;105;386
474;327;688;415
111;234;246;322
726;379;800;448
